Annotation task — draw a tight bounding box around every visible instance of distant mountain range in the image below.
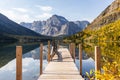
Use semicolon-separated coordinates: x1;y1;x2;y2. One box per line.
20;15;89;36
0;13;49;42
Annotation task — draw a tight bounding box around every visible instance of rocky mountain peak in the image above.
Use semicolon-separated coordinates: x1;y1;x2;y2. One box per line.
46;14;68;27
20;15;89;36
51;14;68;22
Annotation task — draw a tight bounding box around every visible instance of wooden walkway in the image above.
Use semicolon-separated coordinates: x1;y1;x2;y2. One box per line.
38;48;83;80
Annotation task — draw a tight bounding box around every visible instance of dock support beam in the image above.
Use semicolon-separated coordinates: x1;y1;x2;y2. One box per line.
95;46;101;72
79;44;82;75
40;43;43;75
16;46;22;80
48;41;51;63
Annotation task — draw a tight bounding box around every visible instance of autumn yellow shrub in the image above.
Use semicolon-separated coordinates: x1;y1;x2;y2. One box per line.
86;61;120;80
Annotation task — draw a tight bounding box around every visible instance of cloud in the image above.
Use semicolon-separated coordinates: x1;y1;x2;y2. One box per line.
36;5;53;12
0;9;33;23
0;8;53;23
35;13;52;20
13;8;28;13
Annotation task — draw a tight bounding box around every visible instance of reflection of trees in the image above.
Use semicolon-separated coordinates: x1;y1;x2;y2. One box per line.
100;43;120;64
0;42;40;67
83;42;120;68
83;43;95;59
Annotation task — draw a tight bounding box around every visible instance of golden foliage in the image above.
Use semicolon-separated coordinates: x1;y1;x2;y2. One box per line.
87;61;120;80
64;19;120;43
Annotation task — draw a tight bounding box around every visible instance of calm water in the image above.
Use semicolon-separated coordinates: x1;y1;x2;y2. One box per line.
1;42;119;80
0;42;48;80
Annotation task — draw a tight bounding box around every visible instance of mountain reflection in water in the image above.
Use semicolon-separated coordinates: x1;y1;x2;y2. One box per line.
0;42;48;80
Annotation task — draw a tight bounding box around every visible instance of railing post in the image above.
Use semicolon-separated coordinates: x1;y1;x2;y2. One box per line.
69;43;71;55
16;46;22;80
48;41;51;63
79;44;82;75
73;43;75;62
95;46;101;72
71;43;73;58
40;43;43;75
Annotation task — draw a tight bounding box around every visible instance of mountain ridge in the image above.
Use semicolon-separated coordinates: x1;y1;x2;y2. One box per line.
0;13;40;36
87;0;120;30
20;14;89;36
0;13;51;42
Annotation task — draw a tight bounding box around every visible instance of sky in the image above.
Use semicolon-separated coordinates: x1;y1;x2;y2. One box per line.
0;0;114;23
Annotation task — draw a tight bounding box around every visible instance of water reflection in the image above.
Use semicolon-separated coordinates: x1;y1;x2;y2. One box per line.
75;58;95;75
0;42;40;67
75;48;95;76
0;58;48;80
23;45;48;60
0;42;48;80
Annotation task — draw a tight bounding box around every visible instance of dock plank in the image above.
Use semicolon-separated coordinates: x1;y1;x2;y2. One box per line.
38;48;83;80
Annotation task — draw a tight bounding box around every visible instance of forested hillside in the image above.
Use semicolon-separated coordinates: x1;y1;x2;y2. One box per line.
64;19;120;44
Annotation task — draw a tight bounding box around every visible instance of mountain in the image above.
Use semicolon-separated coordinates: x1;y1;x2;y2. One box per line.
20;15;89;36
0;13;49;42
86;0;120;30
0;13;40;36
64;0;120;43
59;22;85;35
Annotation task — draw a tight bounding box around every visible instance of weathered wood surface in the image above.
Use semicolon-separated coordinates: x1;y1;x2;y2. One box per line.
79;44;82;75
40;43;43;75
16;46;22;80
38;48;83;80
95;46;101;71
47;41;51;63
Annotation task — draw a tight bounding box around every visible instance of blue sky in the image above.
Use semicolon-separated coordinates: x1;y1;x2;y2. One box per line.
0;0;114;23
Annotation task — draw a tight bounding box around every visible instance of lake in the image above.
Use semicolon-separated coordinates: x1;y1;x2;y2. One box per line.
1;42;119;80
0;42;48;80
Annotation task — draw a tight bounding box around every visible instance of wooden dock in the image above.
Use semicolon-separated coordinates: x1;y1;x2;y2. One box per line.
16;42;101;80
38;48;83;80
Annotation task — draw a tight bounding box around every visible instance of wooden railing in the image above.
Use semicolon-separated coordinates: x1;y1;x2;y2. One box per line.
16;42;101;80
69;43;101;75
